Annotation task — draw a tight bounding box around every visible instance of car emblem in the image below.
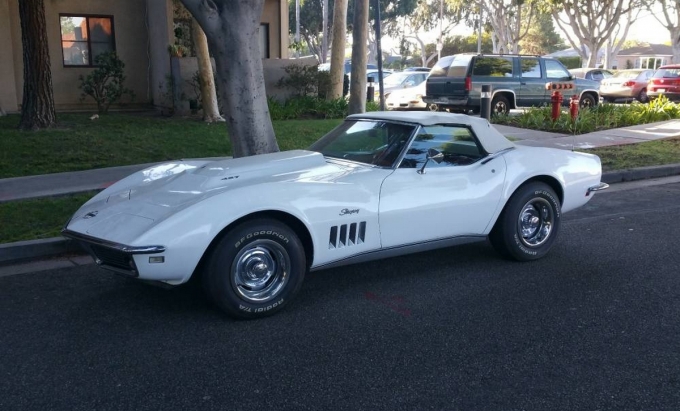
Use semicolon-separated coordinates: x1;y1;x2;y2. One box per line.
339;208;360;216
83;211;99;219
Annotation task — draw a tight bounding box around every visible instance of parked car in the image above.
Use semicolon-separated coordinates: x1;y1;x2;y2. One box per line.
385;83;438;111
423;53;601;115
569;68;614;83
63;112;607;319
318;62;378;74
647;64;680;101
599;69;654;103
374;71;428;99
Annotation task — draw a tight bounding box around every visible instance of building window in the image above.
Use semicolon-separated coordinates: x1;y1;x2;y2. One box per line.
260;23;270;59
60;15;115;67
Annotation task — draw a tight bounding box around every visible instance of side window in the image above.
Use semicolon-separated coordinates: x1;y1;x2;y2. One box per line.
472;57;514;77
592;71;604;81
544;59;570;79
520;58;542;78
399;126;484;169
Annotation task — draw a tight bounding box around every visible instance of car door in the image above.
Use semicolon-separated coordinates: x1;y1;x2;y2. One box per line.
378;125;506;248
518;57;545;106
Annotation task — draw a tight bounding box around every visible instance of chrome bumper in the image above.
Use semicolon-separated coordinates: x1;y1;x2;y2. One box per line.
587;182;609;195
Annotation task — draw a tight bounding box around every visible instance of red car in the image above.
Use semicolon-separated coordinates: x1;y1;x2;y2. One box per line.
647;64;680;102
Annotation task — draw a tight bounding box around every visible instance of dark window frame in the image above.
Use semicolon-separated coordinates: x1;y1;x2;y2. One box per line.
59;14;116;68
260;23;270;59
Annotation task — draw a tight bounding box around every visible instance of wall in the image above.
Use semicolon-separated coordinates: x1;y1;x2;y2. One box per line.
0;0;18;112
5;0;153;112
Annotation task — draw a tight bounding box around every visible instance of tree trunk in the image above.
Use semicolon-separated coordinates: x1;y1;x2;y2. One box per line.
672;27;680;66
181;0;278;158
329;0;348;99
18;0;56;130
348;0;369;115
321;0;329;63
191;18;224;123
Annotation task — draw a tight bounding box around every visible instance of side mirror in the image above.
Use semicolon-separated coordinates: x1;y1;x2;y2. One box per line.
417;148;444;174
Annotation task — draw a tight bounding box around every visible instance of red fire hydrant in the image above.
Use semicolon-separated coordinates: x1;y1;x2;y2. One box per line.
569;95;580;120
550;91;563;121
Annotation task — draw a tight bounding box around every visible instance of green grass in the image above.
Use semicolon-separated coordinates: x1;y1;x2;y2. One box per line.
0;192;96;243
582;137;680;172
0;113;342;178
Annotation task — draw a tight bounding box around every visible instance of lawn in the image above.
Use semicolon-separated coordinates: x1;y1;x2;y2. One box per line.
0;113;342;178
583;137;680;171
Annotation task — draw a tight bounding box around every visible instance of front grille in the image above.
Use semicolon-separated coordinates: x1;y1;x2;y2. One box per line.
329;222;366;249
90;245;136;273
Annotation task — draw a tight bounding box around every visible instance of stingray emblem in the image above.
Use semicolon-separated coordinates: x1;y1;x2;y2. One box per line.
83;211;99;219
339;208;360;216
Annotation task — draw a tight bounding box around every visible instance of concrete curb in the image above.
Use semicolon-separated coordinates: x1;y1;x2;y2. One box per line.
0;237;83;265
2;163;680;266
602;163;680;184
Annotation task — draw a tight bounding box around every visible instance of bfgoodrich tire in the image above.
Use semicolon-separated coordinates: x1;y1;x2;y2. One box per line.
203;218;306;319
489;182;561;261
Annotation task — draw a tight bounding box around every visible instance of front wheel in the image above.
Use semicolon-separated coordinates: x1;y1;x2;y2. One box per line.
489;182;561;261
203;218;306;319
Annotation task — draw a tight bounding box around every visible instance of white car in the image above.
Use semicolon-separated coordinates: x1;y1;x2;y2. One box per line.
63;112;608;319
385;83;437;111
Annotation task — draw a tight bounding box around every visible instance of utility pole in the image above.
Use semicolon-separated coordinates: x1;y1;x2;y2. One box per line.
477;0;483;54
438;0;443;60
375;0;385;110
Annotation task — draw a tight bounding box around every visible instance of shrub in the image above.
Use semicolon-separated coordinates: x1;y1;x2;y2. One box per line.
78;52;134;114
267;96;380;121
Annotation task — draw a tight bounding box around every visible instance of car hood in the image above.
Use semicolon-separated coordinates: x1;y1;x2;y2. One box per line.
66;150;367;242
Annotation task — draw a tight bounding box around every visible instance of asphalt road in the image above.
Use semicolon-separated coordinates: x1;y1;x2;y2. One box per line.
2;180;680;411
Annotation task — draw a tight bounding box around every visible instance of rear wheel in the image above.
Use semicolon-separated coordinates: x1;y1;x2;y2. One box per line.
203;218;306;319
491;95;510;116
637;89;649;103
489;182;561;261
580;93;597;108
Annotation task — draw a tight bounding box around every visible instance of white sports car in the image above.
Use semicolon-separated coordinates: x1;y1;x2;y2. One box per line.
63;112;608;319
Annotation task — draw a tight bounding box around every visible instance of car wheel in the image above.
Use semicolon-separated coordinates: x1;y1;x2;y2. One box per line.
579;93;597;108
427;103;439;112
491;95;510;116
489;182;561;262
203;218;306;319
637;89;649;103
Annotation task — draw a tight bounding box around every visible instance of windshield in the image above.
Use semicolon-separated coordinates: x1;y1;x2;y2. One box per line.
309;120;416;167
383;73;411;86
614;70;643;79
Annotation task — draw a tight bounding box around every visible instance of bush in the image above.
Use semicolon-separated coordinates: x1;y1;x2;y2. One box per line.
268;96;380;121
78;52;134;114
493;96;680;135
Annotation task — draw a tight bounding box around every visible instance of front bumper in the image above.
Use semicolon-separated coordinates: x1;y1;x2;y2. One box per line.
62;229;165;277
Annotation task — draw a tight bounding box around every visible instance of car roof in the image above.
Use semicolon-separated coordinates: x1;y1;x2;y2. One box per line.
347;111;515;154
658;64;680;69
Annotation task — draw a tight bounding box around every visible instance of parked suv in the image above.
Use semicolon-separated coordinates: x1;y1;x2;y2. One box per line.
423;53;601;114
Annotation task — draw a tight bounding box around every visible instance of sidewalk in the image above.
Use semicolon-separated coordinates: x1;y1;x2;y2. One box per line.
1;120;680;267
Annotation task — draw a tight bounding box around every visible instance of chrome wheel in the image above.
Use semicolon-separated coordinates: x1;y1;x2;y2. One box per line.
517;198;554;247
231;240;290;303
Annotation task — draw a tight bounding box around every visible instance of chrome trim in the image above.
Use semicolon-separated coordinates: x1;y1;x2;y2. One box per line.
587;182;609;193
61;229;166;254
310;235;486;271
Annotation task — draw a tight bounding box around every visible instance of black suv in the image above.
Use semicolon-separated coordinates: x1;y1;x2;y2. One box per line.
423;53;601;114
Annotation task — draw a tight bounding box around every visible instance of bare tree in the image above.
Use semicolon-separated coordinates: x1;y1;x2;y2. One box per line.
482;0;536;54
551;0;641;68
180;0;278;157
602;6;640;69
329;0;349;99
191;19;224;123
349;0;369;114
644;0;680;64
18;0;56;130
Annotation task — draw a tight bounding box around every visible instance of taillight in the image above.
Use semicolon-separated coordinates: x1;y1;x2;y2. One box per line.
464;76;471;91
650;79;660;85
622;81;636;87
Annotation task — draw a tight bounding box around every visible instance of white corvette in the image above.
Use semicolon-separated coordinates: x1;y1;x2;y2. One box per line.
63;112;608;319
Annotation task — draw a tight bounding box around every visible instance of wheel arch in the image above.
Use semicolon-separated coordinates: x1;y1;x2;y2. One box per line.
492;90;517;109
490;174;564;233
190;210;315;280
578;90;600;106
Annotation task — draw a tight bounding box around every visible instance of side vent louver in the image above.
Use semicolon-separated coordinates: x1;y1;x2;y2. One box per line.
329;222;366;249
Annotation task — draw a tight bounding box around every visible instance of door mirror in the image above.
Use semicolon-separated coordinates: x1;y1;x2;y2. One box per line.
418;148;444;174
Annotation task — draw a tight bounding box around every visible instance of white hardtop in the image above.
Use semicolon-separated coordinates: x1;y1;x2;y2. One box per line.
347;111;515;154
